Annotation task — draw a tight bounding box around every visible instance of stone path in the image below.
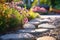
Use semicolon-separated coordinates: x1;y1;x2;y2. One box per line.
0;16;60;40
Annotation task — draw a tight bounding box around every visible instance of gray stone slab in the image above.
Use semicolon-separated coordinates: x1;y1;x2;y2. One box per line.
38;23;56;28
23;23;35;29
39;19;51;23
17;29;49;33
0;33;34;40
28;18;41;25
17;29;35;33
28;18;51;25
35;29;49;33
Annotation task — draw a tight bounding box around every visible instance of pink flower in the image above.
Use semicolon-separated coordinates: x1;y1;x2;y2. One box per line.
39;7;47;12
23;17;28;24
32;6;47;12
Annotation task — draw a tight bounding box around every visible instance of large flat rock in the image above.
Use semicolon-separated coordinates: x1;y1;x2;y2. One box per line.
37;36;56;40
40;15;60;18
38;23;56;28
17;29;35;33
23;23;35;29
28;18;40;25
28;18;51;26
35;29;49;32
39;19;51;23
17;29;49;33
0;33;34;40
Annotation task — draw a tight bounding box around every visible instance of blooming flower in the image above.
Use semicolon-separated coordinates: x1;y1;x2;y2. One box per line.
32;6;47;13
23;17;28;24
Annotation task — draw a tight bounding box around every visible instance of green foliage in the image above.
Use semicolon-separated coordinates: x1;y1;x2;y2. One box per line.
40;0;51;5
12;8;24;24
0;5;21;33
54;4;60;10
55;0;60;5
28;11;39;20
0;4;10;32
0;16;8;32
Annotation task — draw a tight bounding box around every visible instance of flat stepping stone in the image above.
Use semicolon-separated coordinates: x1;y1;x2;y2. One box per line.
35;29;49;33
40;15;60;18
39;19;51;23
17;29;35;33
38;23;56;28
37;36;56;40
28;18;51;25
23;23;35;29
17;29;49;33
28;18;41;25
0;33;34;40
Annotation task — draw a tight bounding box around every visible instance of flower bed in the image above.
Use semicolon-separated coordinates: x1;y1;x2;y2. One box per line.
0;1;40;34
